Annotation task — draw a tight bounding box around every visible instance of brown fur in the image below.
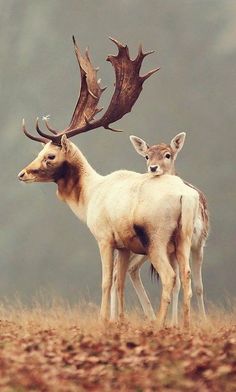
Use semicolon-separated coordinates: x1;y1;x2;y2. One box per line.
56;161;81;202
148;144;173;158
147;144;176;175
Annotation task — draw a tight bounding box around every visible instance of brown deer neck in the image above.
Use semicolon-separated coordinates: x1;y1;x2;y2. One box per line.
55;146;101;209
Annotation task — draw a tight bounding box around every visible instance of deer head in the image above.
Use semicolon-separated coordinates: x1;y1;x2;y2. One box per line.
130;132;186;175
18;37;159;183
18;135;76;183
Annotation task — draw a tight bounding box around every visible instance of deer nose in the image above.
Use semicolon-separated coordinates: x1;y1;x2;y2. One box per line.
150;165;158;173
18;170;26;180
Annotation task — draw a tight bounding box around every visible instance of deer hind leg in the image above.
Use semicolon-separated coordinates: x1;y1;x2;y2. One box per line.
116;248;130;321
149;245;176;329
98;242;114;322
128;254;156;321
176;195;198;329
176;238;192;329
170;255;181;327
191;245;206;319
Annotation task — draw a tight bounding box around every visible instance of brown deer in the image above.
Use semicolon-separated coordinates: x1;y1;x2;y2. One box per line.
111;133;209;325
18;37;199;328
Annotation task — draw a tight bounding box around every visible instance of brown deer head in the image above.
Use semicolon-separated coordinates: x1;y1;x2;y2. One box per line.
130;132;186;175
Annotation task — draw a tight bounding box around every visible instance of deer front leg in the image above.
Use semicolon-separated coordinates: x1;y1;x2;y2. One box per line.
110;254;118;321
98;242;114;322
110;250;131;321
116;248;130;320
128;254;156;320
170;256;181;327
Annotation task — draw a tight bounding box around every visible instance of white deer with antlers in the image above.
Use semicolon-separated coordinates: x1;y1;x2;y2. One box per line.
111;132;209;325
18;37;199;328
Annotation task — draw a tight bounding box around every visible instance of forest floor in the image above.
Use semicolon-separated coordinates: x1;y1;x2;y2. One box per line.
0;300;235;391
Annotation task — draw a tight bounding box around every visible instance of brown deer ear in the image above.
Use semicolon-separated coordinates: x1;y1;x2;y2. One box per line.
61;134;71;153
170;132;186;158
130;135;149;157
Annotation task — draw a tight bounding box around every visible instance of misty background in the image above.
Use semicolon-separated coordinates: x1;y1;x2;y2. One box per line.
0;0;235;309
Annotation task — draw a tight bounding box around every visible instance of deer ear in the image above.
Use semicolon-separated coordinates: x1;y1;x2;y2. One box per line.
61;134;70;153
130;135;149;157
170;132;186;158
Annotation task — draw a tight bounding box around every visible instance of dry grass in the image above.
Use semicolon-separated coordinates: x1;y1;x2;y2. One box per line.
0;298;235;391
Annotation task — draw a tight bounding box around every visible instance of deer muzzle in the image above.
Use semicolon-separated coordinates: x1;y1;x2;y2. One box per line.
148;165;163;175
18;169;32;182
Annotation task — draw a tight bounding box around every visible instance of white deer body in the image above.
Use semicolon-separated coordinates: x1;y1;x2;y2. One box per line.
87;171;184;248
58;145;196;257
19;139;199;328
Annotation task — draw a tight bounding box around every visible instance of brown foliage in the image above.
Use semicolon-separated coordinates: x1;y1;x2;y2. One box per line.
0;303;235;391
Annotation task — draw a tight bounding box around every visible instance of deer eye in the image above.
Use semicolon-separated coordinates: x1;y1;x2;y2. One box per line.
165;153;171;159
47;154;56;160
145;155;149;160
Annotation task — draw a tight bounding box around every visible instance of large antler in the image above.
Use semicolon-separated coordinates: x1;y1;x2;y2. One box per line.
23;37;159;144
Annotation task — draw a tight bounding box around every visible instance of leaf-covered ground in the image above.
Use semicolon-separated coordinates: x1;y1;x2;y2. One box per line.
0;303;235;391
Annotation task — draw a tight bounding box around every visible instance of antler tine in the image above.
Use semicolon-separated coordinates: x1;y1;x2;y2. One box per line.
141;67;160;82
133;44;156;73
109;36;126;50
105;125;123;133
143;50;155;56
142;49;155;57
138;43;155;58
45;121;58;134
42;118;58;135
22;119;48;144
35;118;61;144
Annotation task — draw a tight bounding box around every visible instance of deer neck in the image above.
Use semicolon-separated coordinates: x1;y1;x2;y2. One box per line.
170;166;176;175
160;167;176;176
55;145;102;222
